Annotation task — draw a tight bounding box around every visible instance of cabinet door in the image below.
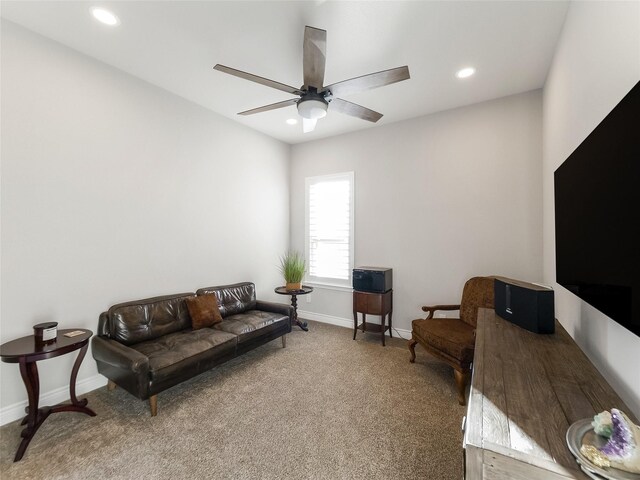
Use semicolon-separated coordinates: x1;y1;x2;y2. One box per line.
354;292;369;312
366;294;383;315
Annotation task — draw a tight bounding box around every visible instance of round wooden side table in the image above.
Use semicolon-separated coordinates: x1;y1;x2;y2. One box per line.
0;329;96;462
275;285;314;331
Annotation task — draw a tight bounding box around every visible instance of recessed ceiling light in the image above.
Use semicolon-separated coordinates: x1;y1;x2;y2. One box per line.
92;7;120;26
286;118;298;125
456;67;476;79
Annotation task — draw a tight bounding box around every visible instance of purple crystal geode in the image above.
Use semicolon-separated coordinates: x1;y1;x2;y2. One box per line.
598;408;640;474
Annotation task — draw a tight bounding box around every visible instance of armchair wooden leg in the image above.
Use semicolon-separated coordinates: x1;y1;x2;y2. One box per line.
149;395;158;417
281;334;287;348
408;339;417;363
107;380;117;391
454;370;468;406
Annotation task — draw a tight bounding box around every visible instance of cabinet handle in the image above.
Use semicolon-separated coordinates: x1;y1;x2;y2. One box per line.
461;415;466;433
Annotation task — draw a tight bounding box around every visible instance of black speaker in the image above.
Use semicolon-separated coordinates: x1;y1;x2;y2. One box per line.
494;277;555;334
353;267;392;293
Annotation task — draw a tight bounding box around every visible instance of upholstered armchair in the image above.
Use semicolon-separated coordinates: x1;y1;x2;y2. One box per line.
408;276;494;405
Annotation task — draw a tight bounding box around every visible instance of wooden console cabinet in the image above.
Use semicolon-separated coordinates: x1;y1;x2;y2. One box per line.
463;308;637;480
353;290;393;346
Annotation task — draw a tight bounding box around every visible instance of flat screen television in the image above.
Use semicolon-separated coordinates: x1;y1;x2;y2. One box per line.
554;81;639;337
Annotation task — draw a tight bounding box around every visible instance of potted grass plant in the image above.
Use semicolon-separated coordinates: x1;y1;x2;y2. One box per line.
279;251;306;291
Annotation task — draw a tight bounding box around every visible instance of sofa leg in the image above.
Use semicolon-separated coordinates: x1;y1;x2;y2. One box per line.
454;370;468;406
107;380;117;391
149;395;158;417
282;334;287;348
408;339;417;363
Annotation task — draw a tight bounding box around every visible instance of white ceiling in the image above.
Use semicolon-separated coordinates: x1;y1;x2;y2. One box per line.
1;1;569;145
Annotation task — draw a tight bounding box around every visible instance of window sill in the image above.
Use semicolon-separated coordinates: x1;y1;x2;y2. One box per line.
305;282;353;293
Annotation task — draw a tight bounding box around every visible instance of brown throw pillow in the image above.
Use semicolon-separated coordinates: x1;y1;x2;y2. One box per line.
186;294;223;330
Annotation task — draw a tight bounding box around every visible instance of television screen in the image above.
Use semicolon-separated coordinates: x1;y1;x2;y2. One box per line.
554;81;640;337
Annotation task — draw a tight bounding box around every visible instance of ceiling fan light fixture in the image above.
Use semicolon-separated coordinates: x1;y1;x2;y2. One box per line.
214;26;410;131
297;98;328;120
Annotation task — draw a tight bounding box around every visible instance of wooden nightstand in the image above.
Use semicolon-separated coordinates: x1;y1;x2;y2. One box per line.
353;290;393;346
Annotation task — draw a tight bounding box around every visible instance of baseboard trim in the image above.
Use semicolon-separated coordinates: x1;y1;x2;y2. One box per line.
0;374;107;426
297;310;412;340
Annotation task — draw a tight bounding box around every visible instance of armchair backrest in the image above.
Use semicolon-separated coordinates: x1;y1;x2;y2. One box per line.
460;277;495;327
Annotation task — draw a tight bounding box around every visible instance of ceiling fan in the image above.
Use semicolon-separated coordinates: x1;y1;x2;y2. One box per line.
213;26;410;133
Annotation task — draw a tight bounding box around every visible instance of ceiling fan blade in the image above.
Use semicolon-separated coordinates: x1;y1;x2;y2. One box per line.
303;26;327;89
214;64;303;95
303;118;318;133
238;99;298;116
329;98;383;123
324;66;410;98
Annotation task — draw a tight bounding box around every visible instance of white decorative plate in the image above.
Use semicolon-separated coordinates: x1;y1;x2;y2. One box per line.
566;418;640;480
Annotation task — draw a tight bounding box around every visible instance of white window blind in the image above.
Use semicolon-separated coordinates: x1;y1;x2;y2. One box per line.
305;172;354;286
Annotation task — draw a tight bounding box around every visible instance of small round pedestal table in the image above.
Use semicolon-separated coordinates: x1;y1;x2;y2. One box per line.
275;285;314;331
0;329;96;462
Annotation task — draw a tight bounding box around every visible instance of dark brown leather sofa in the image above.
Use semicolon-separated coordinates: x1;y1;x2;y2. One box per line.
92;282;292;416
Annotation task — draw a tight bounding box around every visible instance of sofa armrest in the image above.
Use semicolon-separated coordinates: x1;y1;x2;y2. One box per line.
92;336;151;399
255;300;294;326
92;336;149;373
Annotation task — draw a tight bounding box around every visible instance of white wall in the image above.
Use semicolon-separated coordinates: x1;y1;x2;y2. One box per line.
0;21;290;419
291;91;543;334
542;1;640;417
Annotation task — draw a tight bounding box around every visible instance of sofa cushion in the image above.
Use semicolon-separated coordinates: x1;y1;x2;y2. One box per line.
185;294;222;330
131;328;237;379
196;282;256;318
108;293;195;346
412;318;475;364
214;310;289;344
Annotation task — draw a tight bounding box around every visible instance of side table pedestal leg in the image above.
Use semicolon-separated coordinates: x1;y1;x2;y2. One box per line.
292;294;309;332
15;359;40;462
51;344;96;416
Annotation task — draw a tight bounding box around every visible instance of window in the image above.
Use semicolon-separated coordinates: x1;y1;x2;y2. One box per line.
305;172;355;287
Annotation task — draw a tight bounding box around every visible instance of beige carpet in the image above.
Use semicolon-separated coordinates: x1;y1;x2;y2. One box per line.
0;321;465;479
